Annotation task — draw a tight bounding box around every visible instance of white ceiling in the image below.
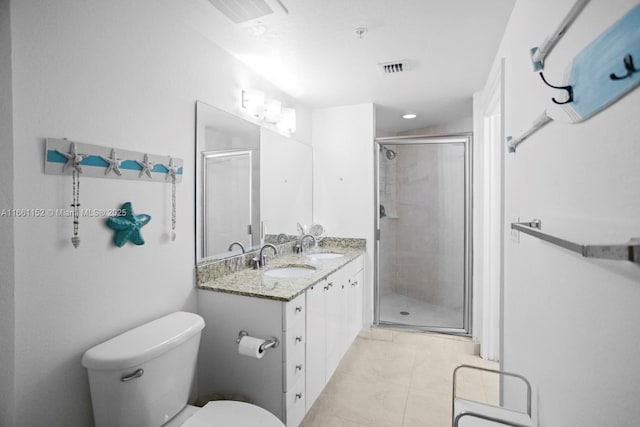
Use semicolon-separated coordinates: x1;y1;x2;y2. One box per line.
163;0;516;133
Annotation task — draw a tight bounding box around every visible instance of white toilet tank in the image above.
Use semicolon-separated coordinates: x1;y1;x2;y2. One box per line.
81;312;205;427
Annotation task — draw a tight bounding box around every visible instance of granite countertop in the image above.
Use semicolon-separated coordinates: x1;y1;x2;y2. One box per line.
197;246;364;302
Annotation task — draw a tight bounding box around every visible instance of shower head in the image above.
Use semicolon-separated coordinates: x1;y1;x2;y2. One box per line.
380;146;396;160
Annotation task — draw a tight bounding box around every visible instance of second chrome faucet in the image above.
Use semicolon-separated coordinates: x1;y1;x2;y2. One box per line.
254;243;277;269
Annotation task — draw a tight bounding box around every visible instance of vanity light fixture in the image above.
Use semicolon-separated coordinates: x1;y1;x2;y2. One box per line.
278;107;296;133
403;113;417;119
241;89;295;133
241;89;265;118
264;99;282;123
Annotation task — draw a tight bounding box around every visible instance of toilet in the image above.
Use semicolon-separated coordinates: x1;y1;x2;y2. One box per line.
81;311;285;427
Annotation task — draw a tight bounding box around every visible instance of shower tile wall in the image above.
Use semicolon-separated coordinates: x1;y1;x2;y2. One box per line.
381;144;465;313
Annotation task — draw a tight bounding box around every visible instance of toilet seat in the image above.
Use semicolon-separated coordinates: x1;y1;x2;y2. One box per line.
182;401;285;427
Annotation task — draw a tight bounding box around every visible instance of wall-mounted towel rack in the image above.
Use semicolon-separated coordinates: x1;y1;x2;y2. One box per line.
507;112;553;153
530;0;590;71
512;219;640;264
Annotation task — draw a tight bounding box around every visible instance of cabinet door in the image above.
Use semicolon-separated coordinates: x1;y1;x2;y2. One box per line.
305;282;326;411
348;268;364;344
325;270;345;380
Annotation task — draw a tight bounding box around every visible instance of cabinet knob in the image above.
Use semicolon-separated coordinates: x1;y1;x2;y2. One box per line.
295;392;303;401
295;336;303;343
295;364;303;371
295;306;303;313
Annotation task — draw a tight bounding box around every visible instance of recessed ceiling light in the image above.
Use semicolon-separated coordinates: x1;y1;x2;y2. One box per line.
403;113;417;119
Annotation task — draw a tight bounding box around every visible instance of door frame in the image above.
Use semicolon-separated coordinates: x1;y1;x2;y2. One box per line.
473;58;504;361
373;133;473;335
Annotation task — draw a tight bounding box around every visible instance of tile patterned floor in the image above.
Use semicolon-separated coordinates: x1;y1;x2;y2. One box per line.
300;328;498;427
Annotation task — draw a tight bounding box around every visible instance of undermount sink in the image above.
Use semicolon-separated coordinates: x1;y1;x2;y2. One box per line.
307;252;344;260
264;265;316;278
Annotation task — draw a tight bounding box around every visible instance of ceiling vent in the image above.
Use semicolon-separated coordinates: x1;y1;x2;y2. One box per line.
378;60;409;74
207;0;288;24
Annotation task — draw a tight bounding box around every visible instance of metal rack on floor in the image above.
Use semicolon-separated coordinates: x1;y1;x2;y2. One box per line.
452;365;534;427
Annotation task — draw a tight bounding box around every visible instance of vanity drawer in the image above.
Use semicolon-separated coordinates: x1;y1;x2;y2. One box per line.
284;293;306;331
284;320;305;361
285;379;306;427
283;351;305;392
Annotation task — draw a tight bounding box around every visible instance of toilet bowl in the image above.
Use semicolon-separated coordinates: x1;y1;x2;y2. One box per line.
167;401;284;427
81;311;285;427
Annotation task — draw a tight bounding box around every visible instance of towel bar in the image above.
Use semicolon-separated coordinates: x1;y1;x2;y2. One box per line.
512;219;640;264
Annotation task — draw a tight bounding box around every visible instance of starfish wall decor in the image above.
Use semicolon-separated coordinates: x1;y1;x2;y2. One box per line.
163;157;179;181
137;154;154;178
57;142;85;173
100;148;123;176
106;202;151;247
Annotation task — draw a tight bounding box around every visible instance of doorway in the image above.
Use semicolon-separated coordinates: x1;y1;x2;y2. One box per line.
374;134;472;334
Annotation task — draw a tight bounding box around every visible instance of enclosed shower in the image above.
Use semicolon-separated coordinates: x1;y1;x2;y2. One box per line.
375;134;472;334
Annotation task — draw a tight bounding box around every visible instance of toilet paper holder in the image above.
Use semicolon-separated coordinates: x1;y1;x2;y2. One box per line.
236;330;280;352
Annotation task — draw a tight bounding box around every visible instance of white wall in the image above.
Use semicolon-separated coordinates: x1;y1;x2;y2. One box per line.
6;0;310;425
312;104;375;325
495;1;640;425
397;116;473;137
0;0;15;425
260;128;313;236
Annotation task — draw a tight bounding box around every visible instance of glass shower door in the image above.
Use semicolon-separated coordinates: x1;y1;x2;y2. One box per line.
376;135;471;334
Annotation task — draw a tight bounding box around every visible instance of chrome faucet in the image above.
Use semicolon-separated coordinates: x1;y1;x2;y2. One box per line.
228;241;246;253
299;234;317;252
255;243;277;269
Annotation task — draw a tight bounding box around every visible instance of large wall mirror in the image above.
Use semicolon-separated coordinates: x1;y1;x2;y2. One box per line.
195;101;313;264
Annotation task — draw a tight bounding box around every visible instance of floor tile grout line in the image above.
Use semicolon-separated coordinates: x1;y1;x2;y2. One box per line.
400;340;419;427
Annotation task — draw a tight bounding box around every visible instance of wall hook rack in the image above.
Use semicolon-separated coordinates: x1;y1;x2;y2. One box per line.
509;4;640;153
512;219;640;264
45;138;183;183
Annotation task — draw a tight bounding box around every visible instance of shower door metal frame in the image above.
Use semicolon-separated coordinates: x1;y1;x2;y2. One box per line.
373;133;473;336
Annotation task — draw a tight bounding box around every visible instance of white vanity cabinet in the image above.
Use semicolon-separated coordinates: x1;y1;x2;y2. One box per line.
305;254;364;412
197;253;364;427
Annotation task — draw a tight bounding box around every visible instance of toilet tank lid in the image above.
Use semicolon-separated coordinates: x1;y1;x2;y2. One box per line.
81;312;205;370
